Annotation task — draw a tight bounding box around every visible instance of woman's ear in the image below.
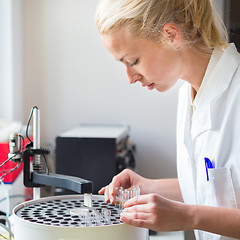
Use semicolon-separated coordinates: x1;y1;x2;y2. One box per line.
162;23;182;49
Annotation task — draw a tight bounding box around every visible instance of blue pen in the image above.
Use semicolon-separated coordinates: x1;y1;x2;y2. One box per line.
205;158;215;181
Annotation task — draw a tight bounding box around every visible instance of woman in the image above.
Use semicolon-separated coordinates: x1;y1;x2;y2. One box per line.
96;0;240;239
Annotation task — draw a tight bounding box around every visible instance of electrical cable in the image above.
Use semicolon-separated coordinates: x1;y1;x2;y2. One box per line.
0;195;33;204
0;155;16;169
0;223;14;240
18;134;24;153
0;233;7;239
0;163;21;181
0;160;9;169
42;155;49;175
0;179;10;218
26;106;38;144
0;216;12;236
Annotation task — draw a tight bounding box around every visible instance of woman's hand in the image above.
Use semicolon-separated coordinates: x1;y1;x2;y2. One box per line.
98;169;144;204
120;193;193;232
120;194;240;239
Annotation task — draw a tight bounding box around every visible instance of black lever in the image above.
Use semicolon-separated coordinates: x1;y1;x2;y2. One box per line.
23;148;93;193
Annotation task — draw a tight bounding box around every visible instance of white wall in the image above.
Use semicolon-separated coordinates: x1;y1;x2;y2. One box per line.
22;0;180;179
0;0;23;121
0;0;13;120
213;0;225;20
12;0;23;121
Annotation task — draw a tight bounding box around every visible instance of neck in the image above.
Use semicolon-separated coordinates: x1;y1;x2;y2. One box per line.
181;48;212;99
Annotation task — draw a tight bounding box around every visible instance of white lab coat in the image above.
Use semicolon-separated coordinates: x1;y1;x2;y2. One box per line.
177;43;240;240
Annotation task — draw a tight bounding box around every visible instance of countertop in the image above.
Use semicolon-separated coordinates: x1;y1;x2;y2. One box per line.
150;231;184;240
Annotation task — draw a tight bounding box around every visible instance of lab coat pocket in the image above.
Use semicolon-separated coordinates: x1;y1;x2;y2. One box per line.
208;167;237;208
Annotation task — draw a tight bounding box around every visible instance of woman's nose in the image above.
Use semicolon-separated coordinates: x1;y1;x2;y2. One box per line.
128;76;138;84
126;66;142;84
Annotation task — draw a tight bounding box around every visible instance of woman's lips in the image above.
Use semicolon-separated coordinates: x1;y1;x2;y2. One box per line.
147;83;154;90
142;83;155;90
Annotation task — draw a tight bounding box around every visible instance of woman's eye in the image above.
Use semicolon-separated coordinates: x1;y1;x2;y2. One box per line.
130;59;139;67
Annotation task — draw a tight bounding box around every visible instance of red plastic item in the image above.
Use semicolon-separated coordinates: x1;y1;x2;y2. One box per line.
0;137;32;183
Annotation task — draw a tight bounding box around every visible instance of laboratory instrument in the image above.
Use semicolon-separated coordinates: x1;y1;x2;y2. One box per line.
1;106;148;240
55;124;136;194
13;194;148;240
1;106;93;197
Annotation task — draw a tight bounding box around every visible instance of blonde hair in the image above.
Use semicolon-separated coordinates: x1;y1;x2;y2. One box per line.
96;0;228;54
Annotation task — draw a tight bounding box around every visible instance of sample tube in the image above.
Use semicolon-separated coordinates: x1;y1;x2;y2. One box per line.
83;209;91;226
115;186;141;213
122;189;129;208
101;208;111;223
115;187;120;207
117;187;124;210
92;209;101;226
132;186;137;198
136;185;140;196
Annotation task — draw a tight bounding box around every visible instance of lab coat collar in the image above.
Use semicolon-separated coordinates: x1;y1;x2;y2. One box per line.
190;43;240;140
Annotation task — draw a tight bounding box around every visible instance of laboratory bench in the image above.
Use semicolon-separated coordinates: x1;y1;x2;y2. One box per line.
0;225;185;240
0;232;185;240
150;231;185;240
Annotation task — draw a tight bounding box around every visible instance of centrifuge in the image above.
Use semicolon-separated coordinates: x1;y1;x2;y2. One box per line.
13;194;148;240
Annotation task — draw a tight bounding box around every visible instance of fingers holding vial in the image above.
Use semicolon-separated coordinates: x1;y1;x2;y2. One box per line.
120;193;190;232
98;169;141;204
116;185;141;211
